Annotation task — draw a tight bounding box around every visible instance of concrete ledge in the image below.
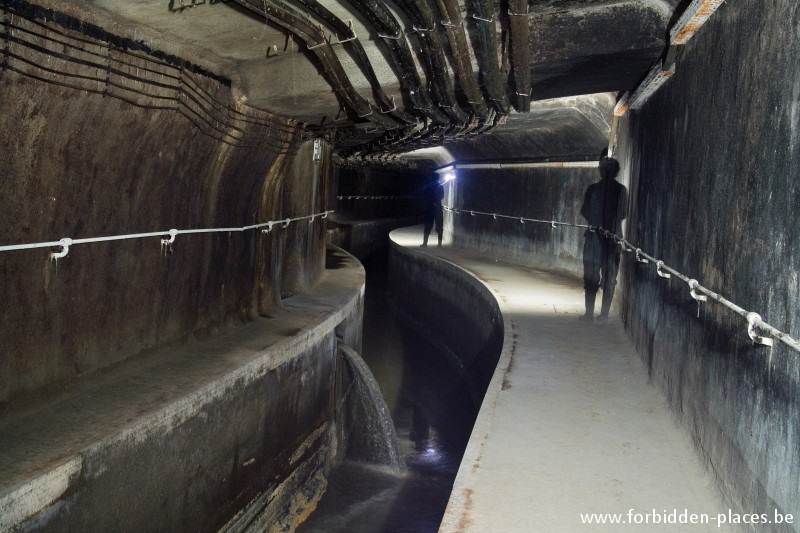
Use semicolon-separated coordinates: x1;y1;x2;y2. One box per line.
0;246;364;532
388;227;515;530
388;226;503;409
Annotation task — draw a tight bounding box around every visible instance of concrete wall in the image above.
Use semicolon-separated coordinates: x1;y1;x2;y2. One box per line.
387;232;504;409
616;0;800;527
0;2;331;402
0;247;366;532
450;167;603;277
333;165;429;221
328;165;429;262
279;141;332;298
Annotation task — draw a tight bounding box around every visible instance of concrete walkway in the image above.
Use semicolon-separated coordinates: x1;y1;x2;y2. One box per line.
390;227;733;533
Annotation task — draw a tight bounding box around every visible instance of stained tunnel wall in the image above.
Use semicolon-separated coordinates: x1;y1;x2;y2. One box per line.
615;0;800;527
327;165;429;262
332;165;430;221
450;167;605;277
444;1;800;524
0;6;331;403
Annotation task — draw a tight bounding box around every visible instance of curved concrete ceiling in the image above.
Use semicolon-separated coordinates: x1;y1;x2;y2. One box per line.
54;0;679;159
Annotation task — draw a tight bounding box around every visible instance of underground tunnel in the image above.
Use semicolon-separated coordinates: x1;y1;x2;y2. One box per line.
0;0;798;531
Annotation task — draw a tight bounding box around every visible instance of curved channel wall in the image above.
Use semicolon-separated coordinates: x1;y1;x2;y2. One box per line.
0;246;365;532
387;229;504;417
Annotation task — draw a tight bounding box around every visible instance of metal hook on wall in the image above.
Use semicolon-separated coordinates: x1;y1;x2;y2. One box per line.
51;237;72;260
746;312;774;346
160;229;178;255
688;278;706;318
687;279;707;302
656;260;671;278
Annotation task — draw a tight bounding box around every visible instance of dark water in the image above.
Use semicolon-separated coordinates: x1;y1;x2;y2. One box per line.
297;253;479;533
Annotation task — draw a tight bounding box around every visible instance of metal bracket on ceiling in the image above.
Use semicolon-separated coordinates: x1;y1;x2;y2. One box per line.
335;20;357;44
628;58;676;109
380;96;397;113
378;31;402;40
411;25;435;33
334;105;349;123
307;26;328;50
507;8;528;16
440;19;462;28
170;0;206;12
471;14;494;23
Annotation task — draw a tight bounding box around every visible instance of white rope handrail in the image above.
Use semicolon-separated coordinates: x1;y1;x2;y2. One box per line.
444;206;591;229
336;195;420;200
444;205;800;353
0;210;334;259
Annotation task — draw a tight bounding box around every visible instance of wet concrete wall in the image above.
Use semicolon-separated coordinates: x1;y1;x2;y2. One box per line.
616;0;800;527
387;233;504;410
332;165;429;221
450;167;602;277
1;247;366;532
279;141;332;298
327;165;428;262
0;4;329;405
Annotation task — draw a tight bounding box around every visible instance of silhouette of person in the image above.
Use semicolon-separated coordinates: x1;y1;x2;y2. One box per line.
422;175;444;247
580;156;627;321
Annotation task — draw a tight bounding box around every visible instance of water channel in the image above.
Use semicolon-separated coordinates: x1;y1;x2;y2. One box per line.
296;251;481;533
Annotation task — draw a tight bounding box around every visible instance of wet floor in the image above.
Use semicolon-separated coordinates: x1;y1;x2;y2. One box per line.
297;252;479;533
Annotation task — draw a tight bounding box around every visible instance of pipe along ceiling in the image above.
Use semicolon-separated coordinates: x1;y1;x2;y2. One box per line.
33;0;679;160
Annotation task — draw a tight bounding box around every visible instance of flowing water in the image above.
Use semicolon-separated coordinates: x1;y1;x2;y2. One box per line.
338;343;406;472
297;253;480;533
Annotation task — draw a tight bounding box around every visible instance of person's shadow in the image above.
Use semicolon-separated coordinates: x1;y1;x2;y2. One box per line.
580;157;627;321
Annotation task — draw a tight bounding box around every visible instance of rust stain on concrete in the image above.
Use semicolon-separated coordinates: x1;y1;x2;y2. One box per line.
455;488;475;532
502;354;515;390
